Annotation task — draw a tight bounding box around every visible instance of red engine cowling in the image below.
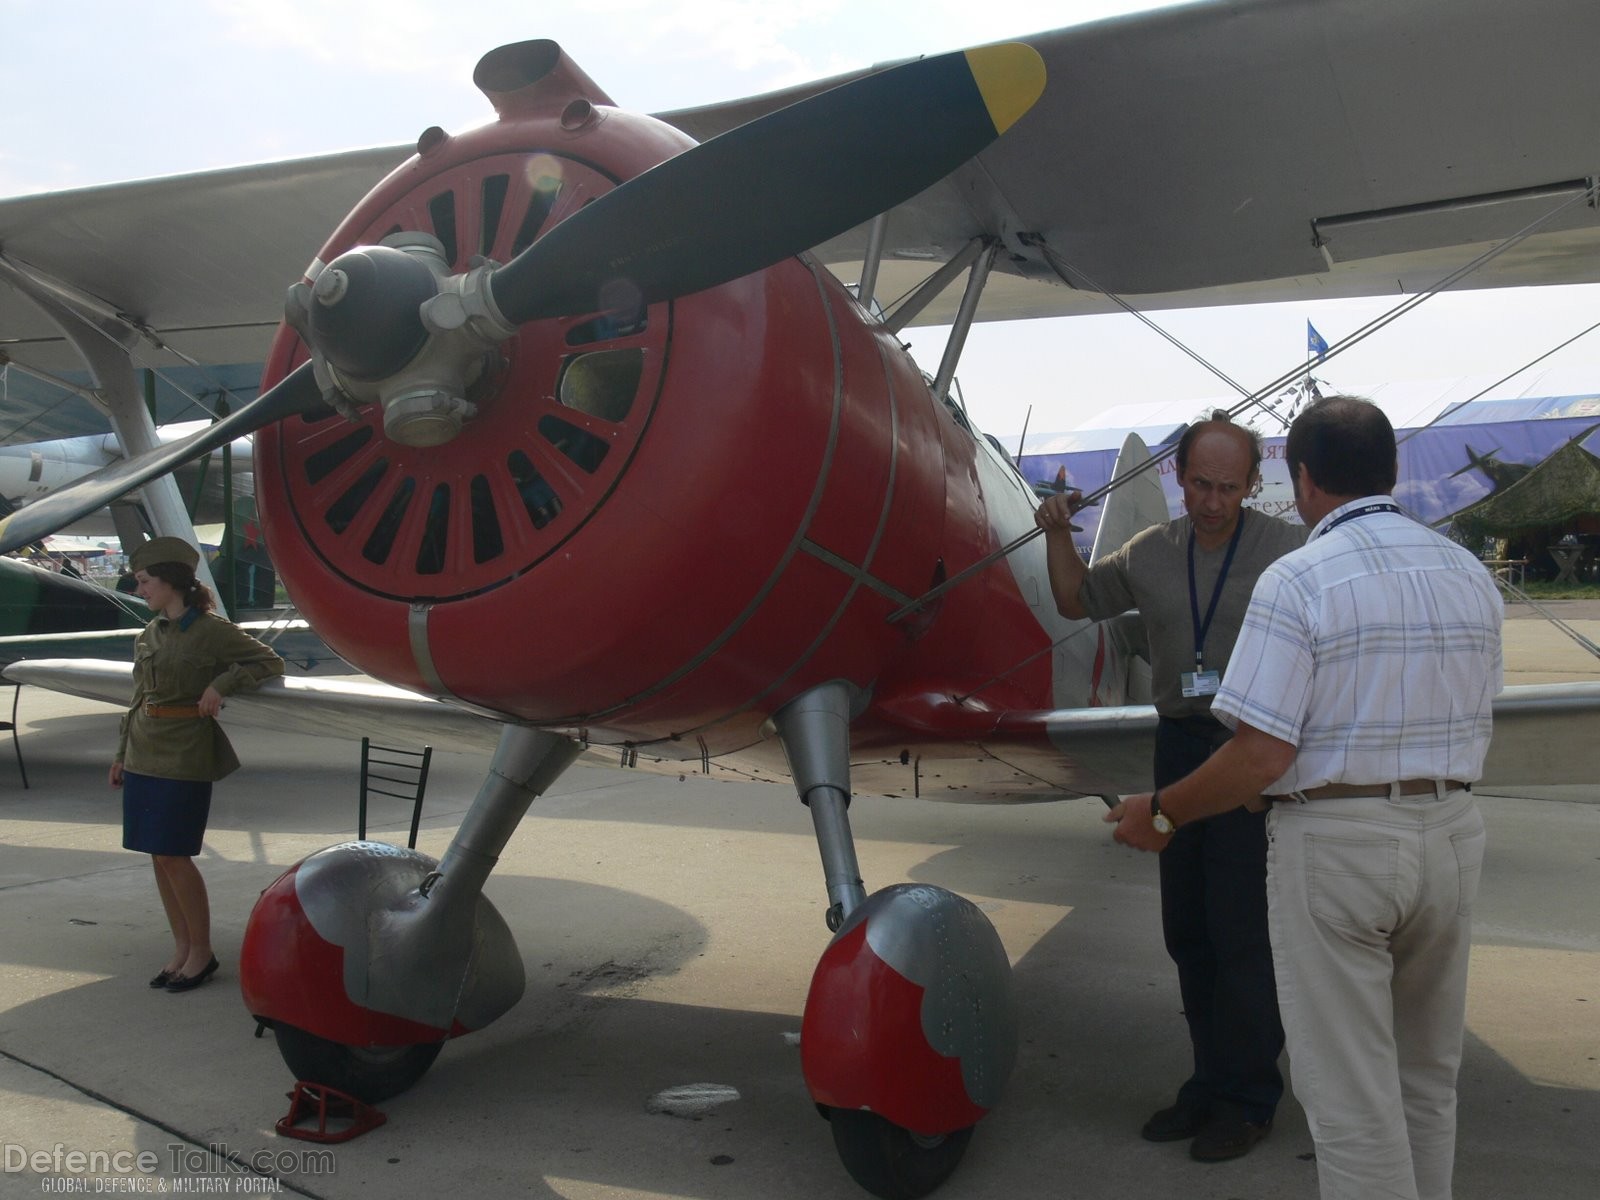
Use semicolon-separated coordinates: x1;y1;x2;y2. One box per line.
255;44;1049;758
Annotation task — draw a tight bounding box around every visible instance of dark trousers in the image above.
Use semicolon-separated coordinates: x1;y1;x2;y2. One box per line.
1155;716;1284;1124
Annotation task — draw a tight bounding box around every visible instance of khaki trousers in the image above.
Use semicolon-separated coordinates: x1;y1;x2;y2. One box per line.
1267;789;1485;1200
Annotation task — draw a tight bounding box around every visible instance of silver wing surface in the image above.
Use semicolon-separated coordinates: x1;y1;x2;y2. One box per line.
4;0;1598;408
667;0;1600;322
2;657;501;757
1008;684;1600;793
9;659;1596;800
0;147;408;385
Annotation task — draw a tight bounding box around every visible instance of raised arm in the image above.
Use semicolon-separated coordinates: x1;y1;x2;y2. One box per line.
1034;490;1091;619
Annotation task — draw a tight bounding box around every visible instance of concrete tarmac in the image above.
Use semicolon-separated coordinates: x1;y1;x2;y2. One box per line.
0;608;1595;1199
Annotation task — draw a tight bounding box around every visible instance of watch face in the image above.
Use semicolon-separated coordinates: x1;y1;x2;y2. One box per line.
1153;813;1175;835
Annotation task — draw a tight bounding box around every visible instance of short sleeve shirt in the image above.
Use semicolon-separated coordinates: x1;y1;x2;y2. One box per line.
1079;508;1307;718
1210;497;1503;793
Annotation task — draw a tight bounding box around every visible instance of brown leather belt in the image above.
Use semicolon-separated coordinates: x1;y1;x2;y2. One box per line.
143;703;203;719
1269;779;1468;802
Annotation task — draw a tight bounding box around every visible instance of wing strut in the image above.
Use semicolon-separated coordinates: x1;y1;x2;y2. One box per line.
881;238;987;334
886;184;1600;627
929;241;998;404
0;256;231;614
854;213;889;318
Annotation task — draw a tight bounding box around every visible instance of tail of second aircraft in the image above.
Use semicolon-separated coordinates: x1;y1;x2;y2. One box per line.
1081;431;1166;706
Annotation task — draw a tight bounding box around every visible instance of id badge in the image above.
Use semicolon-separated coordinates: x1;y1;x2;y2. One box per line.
1181;669;1220;698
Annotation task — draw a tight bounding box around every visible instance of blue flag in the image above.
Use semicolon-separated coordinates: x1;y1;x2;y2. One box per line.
1307;321;1329;361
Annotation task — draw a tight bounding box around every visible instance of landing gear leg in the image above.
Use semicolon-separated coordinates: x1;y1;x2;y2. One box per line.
771;682;1015;1200
771;681;866;929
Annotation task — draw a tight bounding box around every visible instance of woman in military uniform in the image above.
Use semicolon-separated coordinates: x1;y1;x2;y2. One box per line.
111;537;284;993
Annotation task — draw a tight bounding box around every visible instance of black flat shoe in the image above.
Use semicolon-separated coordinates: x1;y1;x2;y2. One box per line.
165;956;219;993
148;969;176;988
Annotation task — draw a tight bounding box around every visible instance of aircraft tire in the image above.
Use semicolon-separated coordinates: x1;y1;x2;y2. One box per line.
273;1023;442;1104
826;1108;974;1200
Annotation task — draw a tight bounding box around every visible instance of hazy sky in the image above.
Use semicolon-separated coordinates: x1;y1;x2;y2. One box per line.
5;0;1598;439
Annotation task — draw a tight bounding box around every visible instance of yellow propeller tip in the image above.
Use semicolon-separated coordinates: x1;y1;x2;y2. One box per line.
963;43;1047;136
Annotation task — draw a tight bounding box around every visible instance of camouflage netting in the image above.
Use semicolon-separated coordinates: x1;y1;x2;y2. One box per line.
1449;427;1600;533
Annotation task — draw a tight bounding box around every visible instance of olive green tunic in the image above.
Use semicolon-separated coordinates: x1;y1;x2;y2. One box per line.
116;609;285;781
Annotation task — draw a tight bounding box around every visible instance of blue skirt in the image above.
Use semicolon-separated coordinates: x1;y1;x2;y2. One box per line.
122;772;213;857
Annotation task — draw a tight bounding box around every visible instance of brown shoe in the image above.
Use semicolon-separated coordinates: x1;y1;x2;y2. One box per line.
1140;1098;1211;1142
1189;1105;1272;1161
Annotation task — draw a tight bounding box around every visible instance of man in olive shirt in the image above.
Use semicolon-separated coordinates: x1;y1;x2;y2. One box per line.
1034;414;1305;1161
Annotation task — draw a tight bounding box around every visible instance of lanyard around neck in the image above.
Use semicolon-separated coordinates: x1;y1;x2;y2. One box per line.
1316;501;1402;539
1188;513;1246;668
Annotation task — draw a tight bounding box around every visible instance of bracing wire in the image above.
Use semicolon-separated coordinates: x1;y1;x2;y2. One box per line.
888;181;1600;626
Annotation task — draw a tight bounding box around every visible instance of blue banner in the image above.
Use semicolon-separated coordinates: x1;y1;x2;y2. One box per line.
1020;414;1600;558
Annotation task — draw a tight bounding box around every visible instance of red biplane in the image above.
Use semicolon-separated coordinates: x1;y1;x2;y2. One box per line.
5;3;1600;1195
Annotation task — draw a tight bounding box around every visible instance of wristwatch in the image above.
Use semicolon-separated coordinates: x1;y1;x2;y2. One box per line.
1150;790;1175;835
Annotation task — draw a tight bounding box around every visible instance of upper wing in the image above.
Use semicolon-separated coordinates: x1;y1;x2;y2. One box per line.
0;146;408;382
7;1;1598;370
5;0;1598;443
668;0;1600;322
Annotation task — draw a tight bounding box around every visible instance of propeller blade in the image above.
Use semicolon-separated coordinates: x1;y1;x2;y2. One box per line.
490;42;1046;323
0;46;1043;555
0;362;325;555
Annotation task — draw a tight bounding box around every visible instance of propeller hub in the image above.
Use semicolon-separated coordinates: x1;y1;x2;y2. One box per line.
307;243;439;382
311;267;349;307
284;233;516;448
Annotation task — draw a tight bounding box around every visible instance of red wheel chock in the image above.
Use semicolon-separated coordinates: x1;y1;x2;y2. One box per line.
275;1082;387;1143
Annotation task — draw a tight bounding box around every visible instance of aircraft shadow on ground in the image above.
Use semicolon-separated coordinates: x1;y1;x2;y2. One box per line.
5;711;1594;1195
4;905;1589;1198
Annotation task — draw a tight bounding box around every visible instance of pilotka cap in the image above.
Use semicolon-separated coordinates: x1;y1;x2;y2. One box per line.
129;536;200;573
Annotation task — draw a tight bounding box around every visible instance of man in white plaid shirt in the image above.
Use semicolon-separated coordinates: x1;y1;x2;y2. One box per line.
1105;395;1502;1200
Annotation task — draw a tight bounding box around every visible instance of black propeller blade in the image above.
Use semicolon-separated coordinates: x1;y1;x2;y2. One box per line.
489;42;1045;322
0;43;1045;555
0;363;325;555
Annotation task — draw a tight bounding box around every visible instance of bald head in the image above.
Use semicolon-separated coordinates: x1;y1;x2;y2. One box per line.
1175;413;1263;481
1177;419;1261;549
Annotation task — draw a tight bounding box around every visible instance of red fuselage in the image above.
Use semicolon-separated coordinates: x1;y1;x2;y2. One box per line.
256;64;1068;767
